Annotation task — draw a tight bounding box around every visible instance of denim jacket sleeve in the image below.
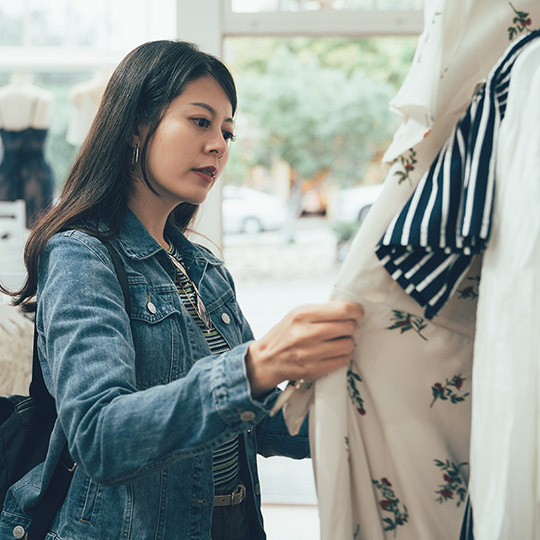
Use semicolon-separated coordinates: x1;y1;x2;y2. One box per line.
37;232;292;485
211;257;310;460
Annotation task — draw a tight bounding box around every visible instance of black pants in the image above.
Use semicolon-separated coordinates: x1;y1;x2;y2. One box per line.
211;500;254;540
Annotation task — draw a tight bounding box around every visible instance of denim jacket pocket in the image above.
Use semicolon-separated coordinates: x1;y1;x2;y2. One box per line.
203;277;245;347
129;283;188;389
79;476;101;523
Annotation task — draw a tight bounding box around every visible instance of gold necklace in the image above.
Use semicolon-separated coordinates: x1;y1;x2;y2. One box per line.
168;254;213;330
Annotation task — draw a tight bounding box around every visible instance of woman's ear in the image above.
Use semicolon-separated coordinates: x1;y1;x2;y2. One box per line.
130;125;142;149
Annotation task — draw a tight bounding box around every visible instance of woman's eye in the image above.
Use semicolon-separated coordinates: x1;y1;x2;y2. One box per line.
194;118;211;128
223;131;236;142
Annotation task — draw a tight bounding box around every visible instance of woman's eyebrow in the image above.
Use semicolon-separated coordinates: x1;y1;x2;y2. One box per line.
190;102;233;123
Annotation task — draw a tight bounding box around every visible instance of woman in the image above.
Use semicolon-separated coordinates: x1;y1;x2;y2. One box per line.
0;40;363;539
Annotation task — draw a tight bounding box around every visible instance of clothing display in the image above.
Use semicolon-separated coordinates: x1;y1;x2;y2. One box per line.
469;37;540;540
66;69;111;147
0;127;54;227
274;2;540;539
376;29;540;320
0;76;55;228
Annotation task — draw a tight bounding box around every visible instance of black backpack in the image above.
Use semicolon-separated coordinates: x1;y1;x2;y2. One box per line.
0;240;129;539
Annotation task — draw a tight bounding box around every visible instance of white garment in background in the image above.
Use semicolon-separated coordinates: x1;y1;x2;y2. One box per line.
274;2;540;539
0;73;52;131
66;69;111;147
470;38;540;540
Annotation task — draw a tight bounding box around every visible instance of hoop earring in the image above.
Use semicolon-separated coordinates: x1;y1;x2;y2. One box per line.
131;145;140;171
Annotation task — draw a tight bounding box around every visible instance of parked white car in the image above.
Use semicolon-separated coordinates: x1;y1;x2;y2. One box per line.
222;185;288;234
333;183;384;224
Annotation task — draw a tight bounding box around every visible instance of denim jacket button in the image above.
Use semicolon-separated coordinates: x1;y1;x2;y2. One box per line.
12;526;25;539
221;313;231;324
240;410;256;422
147;301;157;314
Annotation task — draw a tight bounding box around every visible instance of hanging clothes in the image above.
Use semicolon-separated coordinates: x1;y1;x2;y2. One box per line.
0;127;54;228
376;29;540;320
0;77;55;228
469;37;540;540
272;2;540;539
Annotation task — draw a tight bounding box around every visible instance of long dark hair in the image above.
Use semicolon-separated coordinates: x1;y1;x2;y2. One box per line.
2;40;237;311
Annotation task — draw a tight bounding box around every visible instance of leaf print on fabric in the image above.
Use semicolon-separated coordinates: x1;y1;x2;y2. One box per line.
372;478;409;534
508;2;533;40
457;276;480;300
353;524;360;539
434;459;469;507
394;148;417;185
387;310;428;341
347;365;366;416
430;374;470;408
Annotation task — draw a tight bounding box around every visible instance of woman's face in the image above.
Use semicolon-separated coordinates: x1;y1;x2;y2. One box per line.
133;75;235;209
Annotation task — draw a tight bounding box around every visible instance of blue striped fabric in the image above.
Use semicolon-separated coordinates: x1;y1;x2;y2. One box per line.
376;30;540;319
167;243;241;492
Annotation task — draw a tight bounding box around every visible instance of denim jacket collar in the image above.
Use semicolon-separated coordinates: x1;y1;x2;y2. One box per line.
117;209;222;268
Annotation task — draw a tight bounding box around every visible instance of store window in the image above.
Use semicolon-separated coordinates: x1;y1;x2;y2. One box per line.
0;0;176;51
0;0;176;190
231;0;423;12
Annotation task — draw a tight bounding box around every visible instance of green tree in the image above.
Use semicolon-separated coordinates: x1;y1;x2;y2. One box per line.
226;37;415;188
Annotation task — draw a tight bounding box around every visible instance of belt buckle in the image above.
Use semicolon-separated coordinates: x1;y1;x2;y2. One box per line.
231;484;246;505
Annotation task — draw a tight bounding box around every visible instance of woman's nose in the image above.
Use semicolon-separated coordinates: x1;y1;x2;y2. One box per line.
206;131;228;157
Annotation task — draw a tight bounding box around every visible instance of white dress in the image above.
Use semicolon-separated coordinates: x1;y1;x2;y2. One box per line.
469;37;540;540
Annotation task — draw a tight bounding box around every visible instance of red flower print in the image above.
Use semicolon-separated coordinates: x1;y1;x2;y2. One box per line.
434;459;469;507
430;374;469;408
438;489;454;499
372;478;409;532
395;148;417;185
508;3;533;40
357;407;366;416
387;310;428;341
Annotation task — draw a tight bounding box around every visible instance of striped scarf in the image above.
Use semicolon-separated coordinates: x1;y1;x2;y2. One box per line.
376;29;540;320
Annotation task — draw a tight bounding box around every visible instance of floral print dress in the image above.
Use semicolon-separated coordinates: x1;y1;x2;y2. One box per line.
274;2;540;539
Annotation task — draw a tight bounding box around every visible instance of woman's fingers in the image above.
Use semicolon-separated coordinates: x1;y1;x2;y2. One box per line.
287;300;364;325
245;300;364;397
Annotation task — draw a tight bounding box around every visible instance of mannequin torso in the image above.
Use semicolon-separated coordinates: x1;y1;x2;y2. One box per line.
0;73;53;131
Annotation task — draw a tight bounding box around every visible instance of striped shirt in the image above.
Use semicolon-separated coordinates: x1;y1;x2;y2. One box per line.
167;242;240;491
376;29;540;319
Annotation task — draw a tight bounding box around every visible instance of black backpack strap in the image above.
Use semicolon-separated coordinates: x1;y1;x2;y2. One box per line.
101;239;131;314
27;239;130;540
28;326;54;407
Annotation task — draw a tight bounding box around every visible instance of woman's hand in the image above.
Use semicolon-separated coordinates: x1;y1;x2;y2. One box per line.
245;300;364;398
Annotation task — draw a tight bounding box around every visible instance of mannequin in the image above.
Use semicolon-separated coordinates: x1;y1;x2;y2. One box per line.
0;73;55;227
273;2;540;539
0;73;52;131
66;67;112;147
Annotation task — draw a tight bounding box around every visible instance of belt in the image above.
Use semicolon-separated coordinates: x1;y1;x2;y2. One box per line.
214;484;246;507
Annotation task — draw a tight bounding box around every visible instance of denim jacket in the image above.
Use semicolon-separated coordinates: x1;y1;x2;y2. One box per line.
0;210;309;540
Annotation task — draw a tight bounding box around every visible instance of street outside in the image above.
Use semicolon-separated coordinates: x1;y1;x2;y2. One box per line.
224;216;340;539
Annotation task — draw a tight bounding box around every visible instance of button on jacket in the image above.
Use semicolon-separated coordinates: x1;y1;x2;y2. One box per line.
0;210;309;539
